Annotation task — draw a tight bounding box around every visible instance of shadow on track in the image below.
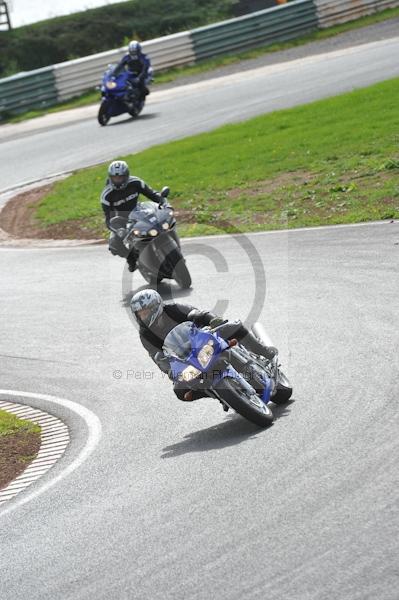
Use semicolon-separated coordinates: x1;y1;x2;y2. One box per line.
271;399;295;420
161;400;295;459
105;113;159;127
161;414;262;459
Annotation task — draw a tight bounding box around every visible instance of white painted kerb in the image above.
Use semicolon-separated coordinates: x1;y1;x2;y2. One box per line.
0;390;102;517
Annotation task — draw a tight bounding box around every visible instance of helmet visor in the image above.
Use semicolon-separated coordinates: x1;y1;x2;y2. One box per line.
136;307;154;325
110;174;128;188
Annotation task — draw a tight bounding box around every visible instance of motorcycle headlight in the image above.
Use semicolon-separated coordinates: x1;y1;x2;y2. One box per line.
197;341;214;368
162;222;170;230
178;366;201;382
106;81;117;89
169;210;174;217
148;229;158;237
133;229;141;236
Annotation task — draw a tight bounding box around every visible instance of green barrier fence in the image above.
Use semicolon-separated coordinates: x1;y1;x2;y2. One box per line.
191;0;318;61
0;67;57;117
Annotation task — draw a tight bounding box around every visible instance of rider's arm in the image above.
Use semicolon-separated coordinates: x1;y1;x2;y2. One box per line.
140;332;170;374
165;303;218;327
135;178;164;204
138;54;151;78
102;204;112;230
113;55;129;77
100;188;112;229
187;308;219;327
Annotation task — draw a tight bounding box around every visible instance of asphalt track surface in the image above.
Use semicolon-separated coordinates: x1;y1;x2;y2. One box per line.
1;222;398;599
1;31;399;600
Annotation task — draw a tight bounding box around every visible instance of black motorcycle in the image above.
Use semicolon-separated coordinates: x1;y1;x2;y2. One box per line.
109;187;192;288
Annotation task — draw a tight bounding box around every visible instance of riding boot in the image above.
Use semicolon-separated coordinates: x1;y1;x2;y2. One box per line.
127;251;138;272
243;332;277;360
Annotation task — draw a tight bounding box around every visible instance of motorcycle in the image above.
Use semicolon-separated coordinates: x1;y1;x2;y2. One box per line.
163;320;293;427
98;64;145;126
109;187;192;289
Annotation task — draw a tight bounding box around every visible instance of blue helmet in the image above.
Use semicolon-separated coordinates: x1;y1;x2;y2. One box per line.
130;290;163;327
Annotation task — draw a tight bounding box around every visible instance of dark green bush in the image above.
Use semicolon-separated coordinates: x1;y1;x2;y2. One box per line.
0;0;241;76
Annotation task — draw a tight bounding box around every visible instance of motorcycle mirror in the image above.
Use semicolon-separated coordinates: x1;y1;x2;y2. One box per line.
161;186;170;198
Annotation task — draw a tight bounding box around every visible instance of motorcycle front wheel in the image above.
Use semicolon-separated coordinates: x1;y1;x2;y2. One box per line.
98;102;110;126
170;249;191;289
215;377;274;428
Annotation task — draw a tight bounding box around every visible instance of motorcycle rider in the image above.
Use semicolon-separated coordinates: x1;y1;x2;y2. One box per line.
130;290;277;401
101;160;166;272
113;40;153;102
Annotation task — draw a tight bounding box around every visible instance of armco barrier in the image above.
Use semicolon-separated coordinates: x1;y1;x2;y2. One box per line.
0;67;57;115
54;30;195;102
314;0;399;28
191;0;318;60
1;0;398;115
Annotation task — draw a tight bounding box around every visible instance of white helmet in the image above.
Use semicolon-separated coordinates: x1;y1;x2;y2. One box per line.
130;290;163;328
128;40;142;58
108;160;129;190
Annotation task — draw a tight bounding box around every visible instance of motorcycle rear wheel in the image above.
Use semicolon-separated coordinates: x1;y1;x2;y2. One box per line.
215;377;273;428
128;99;145;118
272;370;293;404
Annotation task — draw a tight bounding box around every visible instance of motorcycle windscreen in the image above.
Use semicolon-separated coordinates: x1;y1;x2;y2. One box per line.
163;322;194;360
129;201;159;222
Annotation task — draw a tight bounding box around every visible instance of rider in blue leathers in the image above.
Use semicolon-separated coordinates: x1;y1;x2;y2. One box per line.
113;40;153;101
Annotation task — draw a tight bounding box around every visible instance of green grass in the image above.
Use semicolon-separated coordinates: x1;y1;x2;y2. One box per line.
0;409;41;437
34;76;399;236
3;6;399;124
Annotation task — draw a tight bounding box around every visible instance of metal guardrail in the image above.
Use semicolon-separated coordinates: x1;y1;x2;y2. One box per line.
1;0;398;115
54;30;195;102
0;67;57;114
191;0;318;60
314;0;399;28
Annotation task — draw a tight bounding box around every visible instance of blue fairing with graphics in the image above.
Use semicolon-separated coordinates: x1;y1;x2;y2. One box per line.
163;321;273;404
98;65;144;123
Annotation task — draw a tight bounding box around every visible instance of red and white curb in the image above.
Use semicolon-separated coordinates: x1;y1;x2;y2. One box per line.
0;400;70;505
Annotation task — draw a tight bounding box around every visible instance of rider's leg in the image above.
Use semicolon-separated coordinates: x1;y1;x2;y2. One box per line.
219;321;277;360
109;232;129;257
109;232;138;271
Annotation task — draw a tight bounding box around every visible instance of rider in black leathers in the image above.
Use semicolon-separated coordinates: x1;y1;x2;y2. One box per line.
130;290;277;401
101;160;165;272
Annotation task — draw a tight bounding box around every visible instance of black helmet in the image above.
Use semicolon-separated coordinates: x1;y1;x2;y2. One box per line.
130;290;163;328
108;160;129;190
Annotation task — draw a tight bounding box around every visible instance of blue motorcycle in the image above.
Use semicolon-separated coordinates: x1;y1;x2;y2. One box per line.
98;64;145;126
163;321;292;427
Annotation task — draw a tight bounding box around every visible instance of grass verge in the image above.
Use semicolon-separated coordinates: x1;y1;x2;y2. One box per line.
0;409;41;490
0;409;40;436
32;76;399;238
3;7;399;125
